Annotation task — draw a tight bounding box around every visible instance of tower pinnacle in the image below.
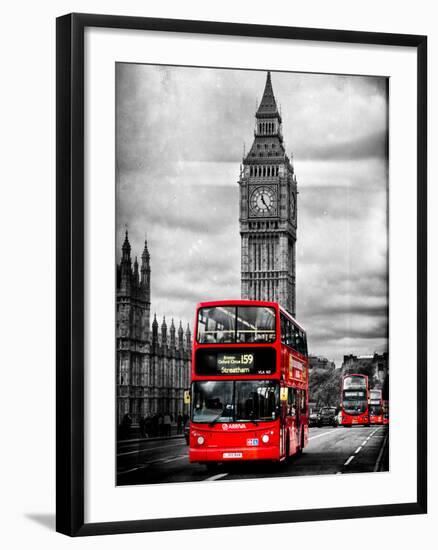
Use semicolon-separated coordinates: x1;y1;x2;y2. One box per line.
122;229;131;260
256;71;280;119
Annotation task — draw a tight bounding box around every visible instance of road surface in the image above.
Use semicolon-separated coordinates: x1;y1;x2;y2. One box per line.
117;425;389;486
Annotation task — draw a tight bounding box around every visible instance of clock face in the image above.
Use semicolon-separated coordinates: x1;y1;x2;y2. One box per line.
290;192;296;220
250;186;276;216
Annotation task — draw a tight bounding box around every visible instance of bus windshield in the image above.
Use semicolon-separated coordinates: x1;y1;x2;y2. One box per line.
197;306;276;344
342;388;367;414
343;376;366;389
192;380;279;423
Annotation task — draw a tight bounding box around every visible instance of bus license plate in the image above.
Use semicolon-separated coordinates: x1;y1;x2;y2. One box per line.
223;452;243;459
247;438;259;446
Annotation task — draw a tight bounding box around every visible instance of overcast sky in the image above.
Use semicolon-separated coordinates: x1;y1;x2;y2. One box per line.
116;64;388;366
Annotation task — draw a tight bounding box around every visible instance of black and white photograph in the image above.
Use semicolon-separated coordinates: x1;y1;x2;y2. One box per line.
115;64;390;486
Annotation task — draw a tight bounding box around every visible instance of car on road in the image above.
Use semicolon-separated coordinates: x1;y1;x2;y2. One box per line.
317;407;338;427
309;411;319;427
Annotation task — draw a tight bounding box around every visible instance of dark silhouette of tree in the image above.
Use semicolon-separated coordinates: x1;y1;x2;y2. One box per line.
309;368;342;409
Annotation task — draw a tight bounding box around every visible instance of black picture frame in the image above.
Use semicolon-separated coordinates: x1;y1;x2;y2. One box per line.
56;12;427;537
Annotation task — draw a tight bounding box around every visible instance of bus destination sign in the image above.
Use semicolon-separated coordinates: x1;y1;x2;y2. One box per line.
217;353;255;374
195;348;276;376
344;390;366;398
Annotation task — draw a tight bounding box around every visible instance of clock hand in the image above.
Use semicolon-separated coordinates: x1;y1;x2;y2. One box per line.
261;195;268;207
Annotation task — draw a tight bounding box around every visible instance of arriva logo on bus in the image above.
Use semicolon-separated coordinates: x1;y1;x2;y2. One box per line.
222;423;247;430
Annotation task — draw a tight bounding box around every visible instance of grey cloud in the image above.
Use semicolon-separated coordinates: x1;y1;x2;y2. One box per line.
298;186;387;222
307;315;388;343
117;183;239;244
311;304;388;317
296;129;388;162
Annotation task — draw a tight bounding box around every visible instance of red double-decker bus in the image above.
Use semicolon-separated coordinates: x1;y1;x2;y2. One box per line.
188;300;308;469
369;389;383;425
340;374;369;427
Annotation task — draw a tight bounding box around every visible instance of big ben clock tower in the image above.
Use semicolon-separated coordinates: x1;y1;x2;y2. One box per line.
239;71;298;316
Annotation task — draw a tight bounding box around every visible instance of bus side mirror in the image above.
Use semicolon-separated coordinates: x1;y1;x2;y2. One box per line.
280;387;288;402
184;390;191;405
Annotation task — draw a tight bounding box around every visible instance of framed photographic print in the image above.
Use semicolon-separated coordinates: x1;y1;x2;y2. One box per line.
56;13;427;536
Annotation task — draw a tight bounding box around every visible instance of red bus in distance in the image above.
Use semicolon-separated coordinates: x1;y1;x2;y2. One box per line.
340;374;370;427
188;300;309;469
369;389;383;425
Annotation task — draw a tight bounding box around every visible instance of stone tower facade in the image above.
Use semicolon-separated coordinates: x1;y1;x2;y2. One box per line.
239;71;297;316
116;231;191;427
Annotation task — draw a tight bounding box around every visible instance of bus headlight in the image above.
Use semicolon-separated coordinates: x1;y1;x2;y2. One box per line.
262;434;270;443
197;436;205;445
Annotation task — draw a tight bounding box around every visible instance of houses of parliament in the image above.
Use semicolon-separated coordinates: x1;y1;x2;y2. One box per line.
116;71;297;429
116;231;191;427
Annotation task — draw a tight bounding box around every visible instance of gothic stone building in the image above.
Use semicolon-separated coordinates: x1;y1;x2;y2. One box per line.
239;71;298;316
116;231;191;427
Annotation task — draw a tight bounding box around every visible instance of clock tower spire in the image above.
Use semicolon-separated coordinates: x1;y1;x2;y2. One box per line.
239;71;297;316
